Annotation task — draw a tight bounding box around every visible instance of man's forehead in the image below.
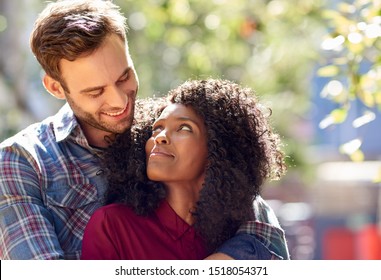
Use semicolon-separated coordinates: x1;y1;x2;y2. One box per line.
59;35;130;91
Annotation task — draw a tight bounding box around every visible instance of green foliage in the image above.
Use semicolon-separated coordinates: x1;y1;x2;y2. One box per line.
115;0;326;178
317;0;381;161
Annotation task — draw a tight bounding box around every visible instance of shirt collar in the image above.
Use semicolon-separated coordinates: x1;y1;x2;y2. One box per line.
53;103;80;143
155;200;194;241
52;103;105;157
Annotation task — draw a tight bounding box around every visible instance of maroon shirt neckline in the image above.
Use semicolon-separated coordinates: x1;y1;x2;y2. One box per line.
155;200;195;241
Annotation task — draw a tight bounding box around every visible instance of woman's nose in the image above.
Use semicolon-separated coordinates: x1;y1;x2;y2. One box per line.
155;130;169;144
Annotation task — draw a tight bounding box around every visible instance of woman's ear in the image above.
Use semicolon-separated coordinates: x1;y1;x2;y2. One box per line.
42;74;66;100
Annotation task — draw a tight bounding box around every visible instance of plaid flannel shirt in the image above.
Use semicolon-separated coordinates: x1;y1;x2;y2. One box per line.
229;196;290;259
0;103;107;259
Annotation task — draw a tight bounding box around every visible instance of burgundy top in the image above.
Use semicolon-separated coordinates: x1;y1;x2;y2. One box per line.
81;201;207;260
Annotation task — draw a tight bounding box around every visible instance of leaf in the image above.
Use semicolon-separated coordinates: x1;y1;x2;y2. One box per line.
349;149;364;162
339;139;364;162
337;3;356;14
376;92;381;105
347;41;365;54
321;80;344;99
317;65;340;77
339;138;362;154
358;90;375;107
352;111;376;128
321;9;341;20
330;108;348;123
319;115;335;129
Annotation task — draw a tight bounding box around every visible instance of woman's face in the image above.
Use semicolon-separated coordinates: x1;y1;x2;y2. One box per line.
145;103;208;186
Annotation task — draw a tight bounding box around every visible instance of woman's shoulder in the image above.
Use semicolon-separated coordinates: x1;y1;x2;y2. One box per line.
91;203;137;221
85;203;144;236
93;203;134;217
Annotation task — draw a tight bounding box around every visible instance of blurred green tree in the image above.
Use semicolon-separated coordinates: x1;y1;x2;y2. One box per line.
116;0;326;181
317;0;381;166
7;0;378;182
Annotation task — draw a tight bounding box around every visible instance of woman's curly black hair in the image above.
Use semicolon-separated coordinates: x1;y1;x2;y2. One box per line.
103;79;286;253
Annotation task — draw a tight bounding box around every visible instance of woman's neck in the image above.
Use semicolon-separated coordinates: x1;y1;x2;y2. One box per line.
165;182;202;225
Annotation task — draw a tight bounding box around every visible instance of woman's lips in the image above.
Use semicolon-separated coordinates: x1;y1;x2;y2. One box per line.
149;148;174;158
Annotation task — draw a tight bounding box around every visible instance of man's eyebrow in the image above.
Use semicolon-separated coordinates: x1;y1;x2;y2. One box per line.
79;67;131;94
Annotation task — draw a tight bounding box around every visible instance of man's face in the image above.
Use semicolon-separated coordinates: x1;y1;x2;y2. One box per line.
59;34;138;147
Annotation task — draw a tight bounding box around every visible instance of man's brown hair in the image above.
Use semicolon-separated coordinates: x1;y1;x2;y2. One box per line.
30;0;128;90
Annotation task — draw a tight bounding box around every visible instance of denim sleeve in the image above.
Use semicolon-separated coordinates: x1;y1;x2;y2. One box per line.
216;234;274;260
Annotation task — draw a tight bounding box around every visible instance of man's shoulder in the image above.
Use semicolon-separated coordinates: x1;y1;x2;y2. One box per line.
0;104;74;152
0;116;55;151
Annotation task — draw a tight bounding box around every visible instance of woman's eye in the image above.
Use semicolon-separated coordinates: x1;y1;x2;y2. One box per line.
151;126;163;135
179;125;192;132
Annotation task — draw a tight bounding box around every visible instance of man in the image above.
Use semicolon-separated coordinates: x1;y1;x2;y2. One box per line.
0;0;138;259
0;0;289;260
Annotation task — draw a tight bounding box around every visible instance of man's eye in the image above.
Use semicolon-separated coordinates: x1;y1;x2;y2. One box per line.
88;90;103;98
117;73;130;84
119;77;128;84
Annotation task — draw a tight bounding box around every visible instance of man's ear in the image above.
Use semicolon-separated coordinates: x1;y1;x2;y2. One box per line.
42;74;66;100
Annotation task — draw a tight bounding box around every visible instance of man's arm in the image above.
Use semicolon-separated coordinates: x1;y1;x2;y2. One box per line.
209;196;290;260
0;147;63;259
213;233;275;260
230;196;290;260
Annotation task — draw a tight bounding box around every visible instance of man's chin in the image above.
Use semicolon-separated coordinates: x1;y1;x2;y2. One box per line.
104;123;132;135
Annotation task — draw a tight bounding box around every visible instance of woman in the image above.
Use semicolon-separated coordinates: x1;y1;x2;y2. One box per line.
81;79;288;260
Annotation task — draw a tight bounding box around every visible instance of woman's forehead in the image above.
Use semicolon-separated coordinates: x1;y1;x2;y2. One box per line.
157;103;198;120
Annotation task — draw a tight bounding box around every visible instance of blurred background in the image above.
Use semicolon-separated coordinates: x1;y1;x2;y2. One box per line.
0;0;380;259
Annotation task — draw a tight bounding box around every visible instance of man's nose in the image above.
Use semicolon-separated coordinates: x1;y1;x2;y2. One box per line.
107;86;126;107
